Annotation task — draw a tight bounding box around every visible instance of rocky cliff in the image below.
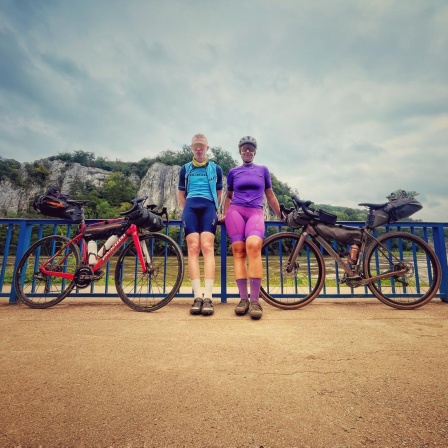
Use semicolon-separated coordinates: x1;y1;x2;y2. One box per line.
0;160;113;216
0;160;278;219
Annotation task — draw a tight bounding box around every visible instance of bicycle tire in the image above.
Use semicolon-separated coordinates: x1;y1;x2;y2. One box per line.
364;231;441;310
115;233;185;312
260;232;325;309
14;235;81;309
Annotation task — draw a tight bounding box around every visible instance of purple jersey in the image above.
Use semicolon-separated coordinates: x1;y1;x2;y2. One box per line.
227;164;272;209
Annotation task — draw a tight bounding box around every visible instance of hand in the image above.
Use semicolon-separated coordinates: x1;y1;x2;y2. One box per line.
218;214;226;223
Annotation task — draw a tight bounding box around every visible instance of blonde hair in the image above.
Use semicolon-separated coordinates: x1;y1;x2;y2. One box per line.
191;133;208;144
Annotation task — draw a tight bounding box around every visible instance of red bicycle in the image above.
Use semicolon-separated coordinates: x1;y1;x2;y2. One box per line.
14;197;184;311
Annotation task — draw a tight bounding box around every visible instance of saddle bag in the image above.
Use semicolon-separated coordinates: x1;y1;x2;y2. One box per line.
368;190;423;228
83;218;130;241
315;223;363;245
33;187;82;223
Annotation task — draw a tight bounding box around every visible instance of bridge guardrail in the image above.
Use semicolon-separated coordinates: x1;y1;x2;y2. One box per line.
1;219;447;304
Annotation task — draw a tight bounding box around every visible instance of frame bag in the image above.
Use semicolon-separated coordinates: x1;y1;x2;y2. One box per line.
33;187;82;223
83;218;130;241
369;190;422;229
315;223;363;245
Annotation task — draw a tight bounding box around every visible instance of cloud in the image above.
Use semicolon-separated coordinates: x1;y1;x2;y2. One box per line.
0;0;447;221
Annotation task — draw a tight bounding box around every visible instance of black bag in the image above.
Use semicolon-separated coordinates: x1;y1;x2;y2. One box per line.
127;208;165;232
285;208;337;228
33;187;82;223
285;210;310;228
315;223;363;245
83;218;130;241
369;190;423;228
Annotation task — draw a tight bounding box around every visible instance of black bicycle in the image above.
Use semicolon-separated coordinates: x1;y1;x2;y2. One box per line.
261;192;441;310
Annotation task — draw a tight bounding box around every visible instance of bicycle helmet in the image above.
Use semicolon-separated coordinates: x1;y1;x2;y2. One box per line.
238;136;257;149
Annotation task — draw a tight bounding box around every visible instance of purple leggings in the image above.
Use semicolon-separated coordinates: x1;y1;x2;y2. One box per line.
225;205;265;243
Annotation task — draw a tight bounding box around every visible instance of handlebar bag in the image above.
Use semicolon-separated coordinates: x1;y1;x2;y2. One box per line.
315;223;363;245
33;188;82;223
285;210;311;228
127;208;165;232
83;218;130;240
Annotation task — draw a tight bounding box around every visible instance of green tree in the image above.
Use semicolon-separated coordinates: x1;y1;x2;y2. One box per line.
210;147;238;175
96;200;114;219
103;172;137;207
72;150;95;166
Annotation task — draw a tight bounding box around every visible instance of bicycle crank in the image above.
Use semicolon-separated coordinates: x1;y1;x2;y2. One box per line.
74;266;95;288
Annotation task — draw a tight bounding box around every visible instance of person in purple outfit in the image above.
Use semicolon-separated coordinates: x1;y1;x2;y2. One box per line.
222;136;282;320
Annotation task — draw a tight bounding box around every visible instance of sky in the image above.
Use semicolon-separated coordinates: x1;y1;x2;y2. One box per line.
1;0;447;222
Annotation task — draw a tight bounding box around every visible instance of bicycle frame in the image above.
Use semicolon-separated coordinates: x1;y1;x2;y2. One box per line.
39;223;148;281
290;224;408;286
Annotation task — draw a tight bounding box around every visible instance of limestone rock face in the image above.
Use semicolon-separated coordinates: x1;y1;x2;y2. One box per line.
0;179;34;215
1;159;276;220
0;160;112;216
138;162;181;217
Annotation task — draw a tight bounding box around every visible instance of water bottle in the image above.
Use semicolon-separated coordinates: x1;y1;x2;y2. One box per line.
97;235;119;258
87;240;98;265
347;244;359;265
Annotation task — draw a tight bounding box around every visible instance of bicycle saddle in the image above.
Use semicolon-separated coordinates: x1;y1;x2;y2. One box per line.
358;202;388;210
67;199;91;206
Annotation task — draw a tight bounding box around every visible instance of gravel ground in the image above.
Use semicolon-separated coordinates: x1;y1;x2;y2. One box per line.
1;297;447;448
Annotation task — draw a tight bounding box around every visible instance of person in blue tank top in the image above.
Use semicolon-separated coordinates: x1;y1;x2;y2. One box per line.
222;136;282;320
178;134;223;316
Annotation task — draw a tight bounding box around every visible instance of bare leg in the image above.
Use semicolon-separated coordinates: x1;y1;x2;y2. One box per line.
186;233;201;281
246;235;263;278
200;231;216;280
232;241;247;280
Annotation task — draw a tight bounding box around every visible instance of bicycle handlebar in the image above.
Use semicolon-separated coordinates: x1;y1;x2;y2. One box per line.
120;196;169;222
280;195;318;220
120;197;148;215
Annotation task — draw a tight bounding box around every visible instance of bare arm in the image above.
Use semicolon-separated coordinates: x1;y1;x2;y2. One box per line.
177;190;186;209
219;191;233;221
265;188;282;219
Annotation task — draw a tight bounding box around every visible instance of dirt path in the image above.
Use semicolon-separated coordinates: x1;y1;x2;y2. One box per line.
1;297;447;447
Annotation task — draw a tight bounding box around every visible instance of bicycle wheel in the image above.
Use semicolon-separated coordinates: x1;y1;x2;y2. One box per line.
14;235;81;309
115;233;184;312
260;232;325;309
364;231;441;309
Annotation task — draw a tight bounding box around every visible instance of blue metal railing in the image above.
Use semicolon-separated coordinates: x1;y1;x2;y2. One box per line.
1;218;447;304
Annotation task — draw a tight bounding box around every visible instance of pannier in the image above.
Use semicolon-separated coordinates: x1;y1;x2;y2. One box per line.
83;218;130;241
33;187;82;223
315;223;363;245
368;190;423;229
127;208;165;232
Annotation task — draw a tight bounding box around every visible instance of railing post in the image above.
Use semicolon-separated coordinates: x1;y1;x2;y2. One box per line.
432;224;448;302
220;224;227;303
9;220;33;304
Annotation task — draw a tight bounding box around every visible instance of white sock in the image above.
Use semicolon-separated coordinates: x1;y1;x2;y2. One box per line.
204;279;214;300
191;279;202;298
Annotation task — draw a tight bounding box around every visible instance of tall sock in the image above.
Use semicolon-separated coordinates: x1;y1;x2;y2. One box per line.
204;279;214;299
249;278;262;302
191;279;202;299
236;278;248;300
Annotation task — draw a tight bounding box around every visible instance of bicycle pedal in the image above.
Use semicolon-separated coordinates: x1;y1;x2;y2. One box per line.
93;270;105;280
